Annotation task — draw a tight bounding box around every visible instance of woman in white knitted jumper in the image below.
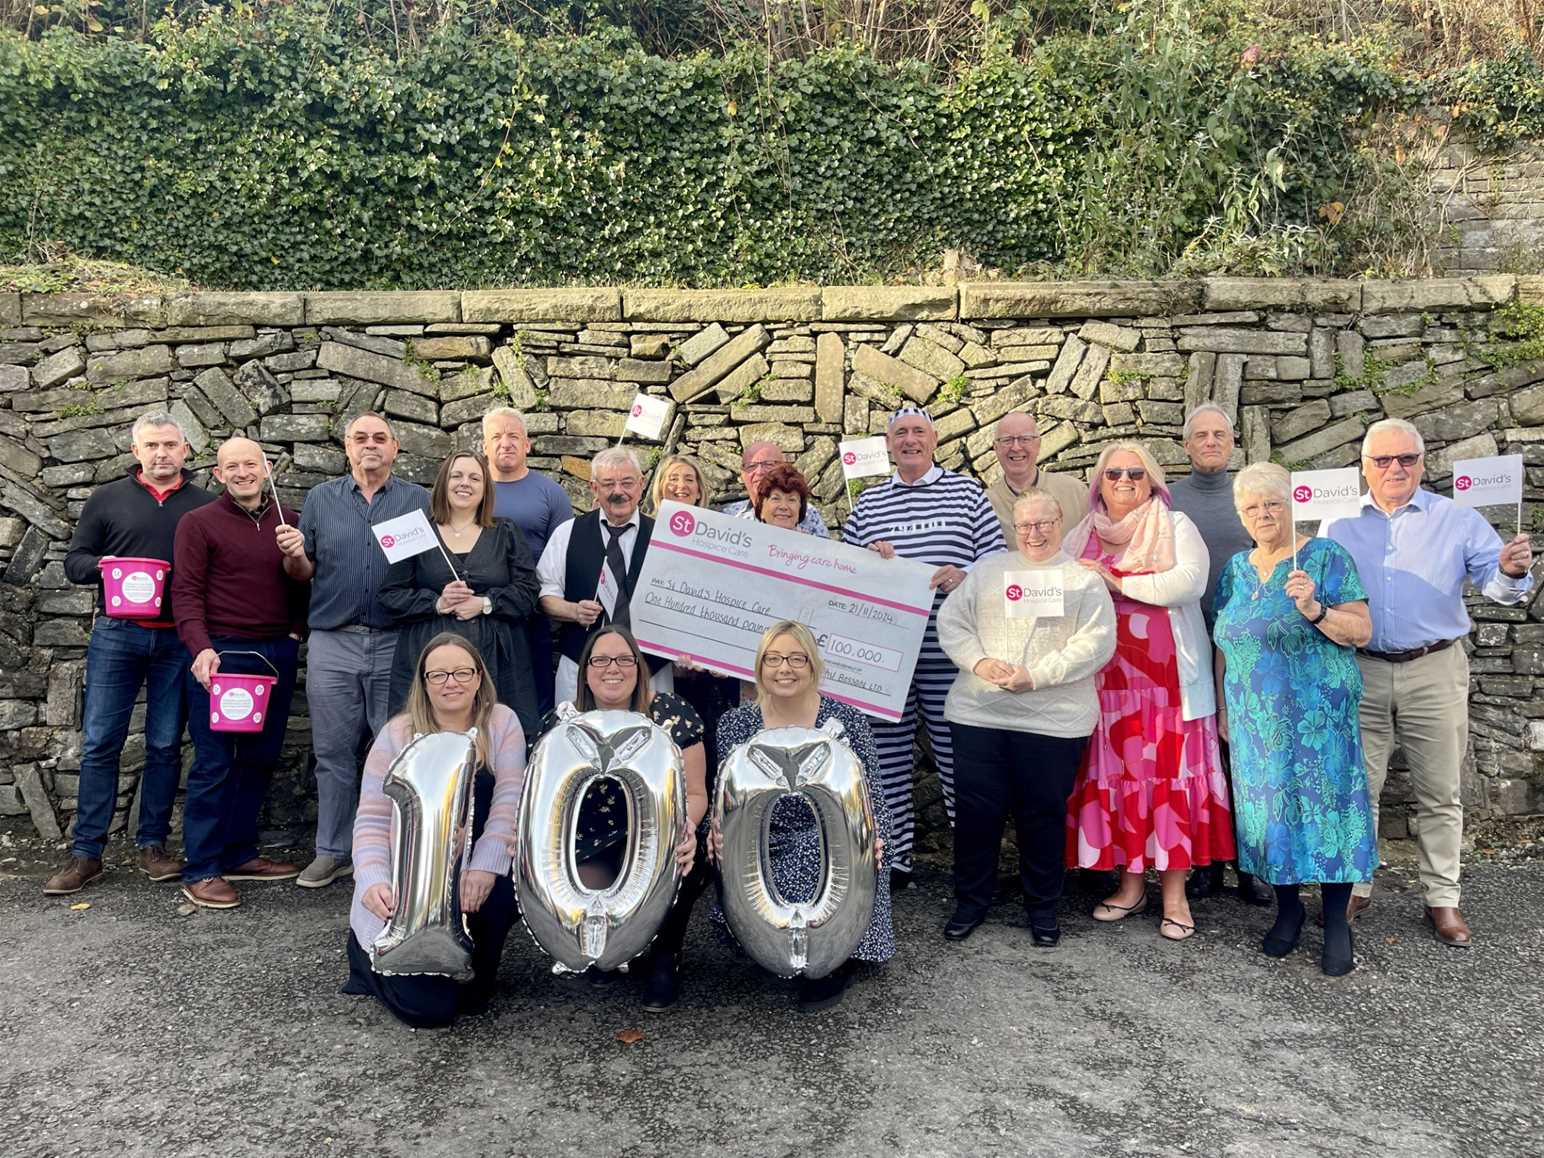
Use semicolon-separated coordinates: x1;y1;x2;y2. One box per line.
936;490;1115;946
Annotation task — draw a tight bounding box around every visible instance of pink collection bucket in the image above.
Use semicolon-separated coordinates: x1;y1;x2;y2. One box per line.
99;557;169;618
209;651;281;734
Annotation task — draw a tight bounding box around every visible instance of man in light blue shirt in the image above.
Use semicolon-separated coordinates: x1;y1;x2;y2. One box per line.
1325;418;1533;947
720;440;829;537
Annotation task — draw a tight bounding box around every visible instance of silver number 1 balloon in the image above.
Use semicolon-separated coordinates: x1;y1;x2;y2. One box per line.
368;729;479;980
713;719;877;979
515;708;686;973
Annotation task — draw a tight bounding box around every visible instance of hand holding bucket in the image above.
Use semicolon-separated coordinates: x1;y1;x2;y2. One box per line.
205;650;282;734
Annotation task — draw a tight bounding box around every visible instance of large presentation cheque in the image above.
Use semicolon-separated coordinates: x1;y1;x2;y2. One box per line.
633;501;937;721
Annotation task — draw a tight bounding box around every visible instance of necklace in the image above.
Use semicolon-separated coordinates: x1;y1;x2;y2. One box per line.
443;521;477;539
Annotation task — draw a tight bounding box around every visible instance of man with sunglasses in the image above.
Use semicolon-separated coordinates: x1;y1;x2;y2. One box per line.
1324;417;1534;946
984;411;1088;542
721;440;829;536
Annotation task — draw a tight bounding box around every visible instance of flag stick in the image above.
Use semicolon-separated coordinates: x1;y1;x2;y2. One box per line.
263;458;288;527
1291;517;1298;573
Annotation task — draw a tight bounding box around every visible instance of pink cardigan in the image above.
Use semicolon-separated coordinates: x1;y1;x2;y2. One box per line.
348;704;527;950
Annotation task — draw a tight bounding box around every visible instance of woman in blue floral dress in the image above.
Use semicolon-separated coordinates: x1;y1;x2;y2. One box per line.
1213;463;1376;977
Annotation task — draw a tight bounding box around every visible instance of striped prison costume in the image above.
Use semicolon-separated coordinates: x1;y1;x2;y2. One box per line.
842;465;1006;872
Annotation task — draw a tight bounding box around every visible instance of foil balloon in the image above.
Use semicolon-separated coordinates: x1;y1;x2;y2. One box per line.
713;720;877;979
368;729;480;980
516;708;686;973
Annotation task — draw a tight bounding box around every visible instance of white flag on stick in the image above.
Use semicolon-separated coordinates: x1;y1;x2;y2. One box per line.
373;509;443;564
1453;453;1525;534
624;393;672;442
1290;468;1362;522
839;436;891;482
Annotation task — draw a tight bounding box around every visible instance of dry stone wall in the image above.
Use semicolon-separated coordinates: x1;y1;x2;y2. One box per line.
2;278;1543;855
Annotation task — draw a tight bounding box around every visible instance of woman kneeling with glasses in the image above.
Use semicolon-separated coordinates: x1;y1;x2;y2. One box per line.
530;625;708;1010
342;634;525;1028
711;621;894;1012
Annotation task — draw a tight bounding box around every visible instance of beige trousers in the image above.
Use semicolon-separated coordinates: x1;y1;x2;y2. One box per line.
1354;645;1469;908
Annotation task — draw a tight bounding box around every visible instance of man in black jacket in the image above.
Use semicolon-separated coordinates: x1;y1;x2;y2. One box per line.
44;412;214;895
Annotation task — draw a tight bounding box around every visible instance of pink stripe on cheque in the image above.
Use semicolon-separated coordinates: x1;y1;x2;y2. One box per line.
649;539;931;618
636;637;902;721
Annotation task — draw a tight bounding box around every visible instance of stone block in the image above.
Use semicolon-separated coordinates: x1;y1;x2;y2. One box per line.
1213;354;1246;427
1241;406;1270;462
821;286;956;321
713;355;771;404
1428;432;1499;478
489;348;538;408
912;325;963;354
228;333;294;360
1176;328;1308;355
32;346;84;389
1275;417;1368;464
0;433;42;478
814;333;845;423
168;400;210;454
194;367;258;428
175;343;226;369
669;326;772;403
1336;331;1366;382
306;291;460;325
21;293;165;327
729;403;816;424
439;393;495;428
616;359;672;384
462;288;622;323
851;344;937;405
971;379;1037;426
260;414;333;442
991;327;1064;347
1271;399;1331;443
1044;336;1087;395
625;288;820;323
317;341;436;397
86;345;174;385
16;763;61;839
410;336;491;362
548;355;614;380
1069;344;1111;400
1380;378;1463;419
1103;402;1136;426
3;524;50;579
1077;321;1141;352
1202;278;1362;312
0;292;18;326
1275;356;1311;381
961;280;1203;318
899;337;965;383
292;443;347;474
1109;353;1185;378
162;293;305;326
1360;276;1515;312
844;395;869;435
676;324;730;367
564;410;627;438
1358;314;1423;339
383;389;438;425
49;428;121;462
0;363;26;392
1413;399;1503;444
1512;381;1544;426
737;422;803;452
392;421;454;460
631;334;671;359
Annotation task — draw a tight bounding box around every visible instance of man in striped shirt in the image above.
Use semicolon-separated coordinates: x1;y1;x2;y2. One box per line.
842;405;1006;885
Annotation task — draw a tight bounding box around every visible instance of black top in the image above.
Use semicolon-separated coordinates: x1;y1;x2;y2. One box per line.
64;468;215;620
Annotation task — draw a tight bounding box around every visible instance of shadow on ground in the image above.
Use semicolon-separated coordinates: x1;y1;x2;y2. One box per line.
1;836;1540;1158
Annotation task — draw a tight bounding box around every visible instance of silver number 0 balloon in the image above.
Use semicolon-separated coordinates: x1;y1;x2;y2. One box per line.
515;708;686;973
713;720;878;979
368;729;480;980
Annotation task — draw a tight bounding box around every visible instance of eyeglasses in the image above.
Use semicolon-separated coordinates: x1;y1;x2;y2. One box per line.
745;460;781;474
1103;467;1147;481
761;652;810;669
1364;453;1422;470
587;654;638;669
1240;501;1286;517
995;435;1040;447
424;667;477;686
1013;519;1061;532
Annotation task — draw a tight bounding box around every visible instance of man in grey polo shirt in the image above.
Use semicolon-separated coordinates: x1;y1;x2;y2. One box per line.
276;412;430;888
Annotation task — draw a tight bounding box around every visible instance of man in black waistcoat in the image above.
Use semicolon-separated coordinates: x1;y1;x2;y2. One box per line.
536;446;671;706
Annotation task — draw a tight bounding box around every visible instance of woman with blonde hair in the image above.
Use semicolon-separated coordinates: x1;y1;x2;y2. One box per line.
650;454;711;513
711;620;894;1010
342;634;526;1027
1062;441;1236;941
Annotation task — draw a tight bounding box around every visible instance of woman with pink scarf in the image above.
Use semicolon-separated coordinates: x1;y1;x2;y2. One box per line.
1063;442;1236;941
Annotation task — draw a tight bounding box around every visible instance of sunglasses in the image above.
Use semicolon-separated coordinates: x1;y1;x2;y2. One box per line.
1103;467;1147;481
1365;453;1422;470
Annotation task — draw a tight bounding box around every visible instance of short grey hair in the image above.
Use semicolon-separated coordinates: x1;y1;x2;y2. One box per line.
1233;462;1291;510
131;411;186;444
482;406;528;436
1182;403;1236;441
1361;417;1425;457
591;446;642;475
1011;489;1062;521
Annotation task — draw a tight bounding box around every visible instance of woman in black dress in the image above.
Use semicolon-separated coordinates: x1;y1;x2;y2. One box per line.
379;451;541;731
531;625;707;1011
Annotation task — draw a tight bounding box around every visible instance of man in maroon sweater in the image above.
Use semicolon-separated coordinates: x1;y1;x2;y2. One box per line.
172;437;309;909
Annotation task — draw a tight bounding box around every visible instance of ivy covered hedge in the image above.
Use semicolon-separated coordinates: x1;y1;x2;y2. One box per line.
0;7;1520;289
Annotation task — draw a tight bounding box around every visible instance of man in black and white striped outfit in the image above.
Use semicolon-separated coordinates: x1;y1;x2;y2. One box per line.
842;405;1006;886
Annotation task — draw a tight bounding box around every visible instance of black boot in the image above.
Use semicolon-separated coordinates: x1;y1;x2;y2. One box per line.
1236;870;1273;907
797;962;854;1012
640;949;680;1012
1186;862;1225;900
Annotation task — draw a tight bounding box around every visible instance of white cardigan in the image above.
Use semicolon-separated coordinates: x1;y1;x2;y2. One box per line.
1097;509;1216;722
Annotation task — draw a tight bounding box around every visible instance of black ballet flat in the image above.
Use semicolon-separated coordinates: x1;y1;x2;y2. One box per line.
890;868;915;892
1262;909;1306;958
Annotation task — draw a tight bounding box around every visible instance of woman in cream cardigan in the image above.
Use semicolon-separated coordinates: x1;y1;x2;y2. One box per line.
1062;441;1236;941
937;490;1116;946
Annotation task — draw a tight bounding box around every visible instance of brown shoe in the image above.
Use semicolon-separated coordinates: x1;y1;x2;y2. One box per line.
138;846;183;882
1424;906;1472;948
182;877;241;908
223;856;300;882
43;856;103;896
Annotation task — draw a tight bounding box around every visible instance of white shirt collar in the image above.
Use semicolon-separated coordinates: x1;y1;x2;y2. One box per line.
893;464;944;488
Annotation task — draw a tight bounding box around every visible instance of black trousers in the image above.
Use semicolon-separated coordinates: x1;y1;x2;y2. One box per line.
344;771;518;1029
950;722;1086;919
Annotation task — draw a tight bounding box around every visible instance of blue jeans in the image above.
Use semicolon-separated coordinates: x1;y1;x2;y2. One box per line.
73;618;191;860
182;637;300;883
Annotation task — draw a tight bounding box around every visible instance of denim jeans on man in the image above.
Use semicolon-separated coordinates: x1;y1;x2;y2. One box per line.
307;627;397;860
72;617;190;860
182;637;300;883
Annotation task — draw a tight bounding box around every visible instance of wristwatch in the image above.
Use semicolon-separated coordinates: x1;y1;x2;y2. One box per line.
1310;602;1330;625
481;596;493;616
